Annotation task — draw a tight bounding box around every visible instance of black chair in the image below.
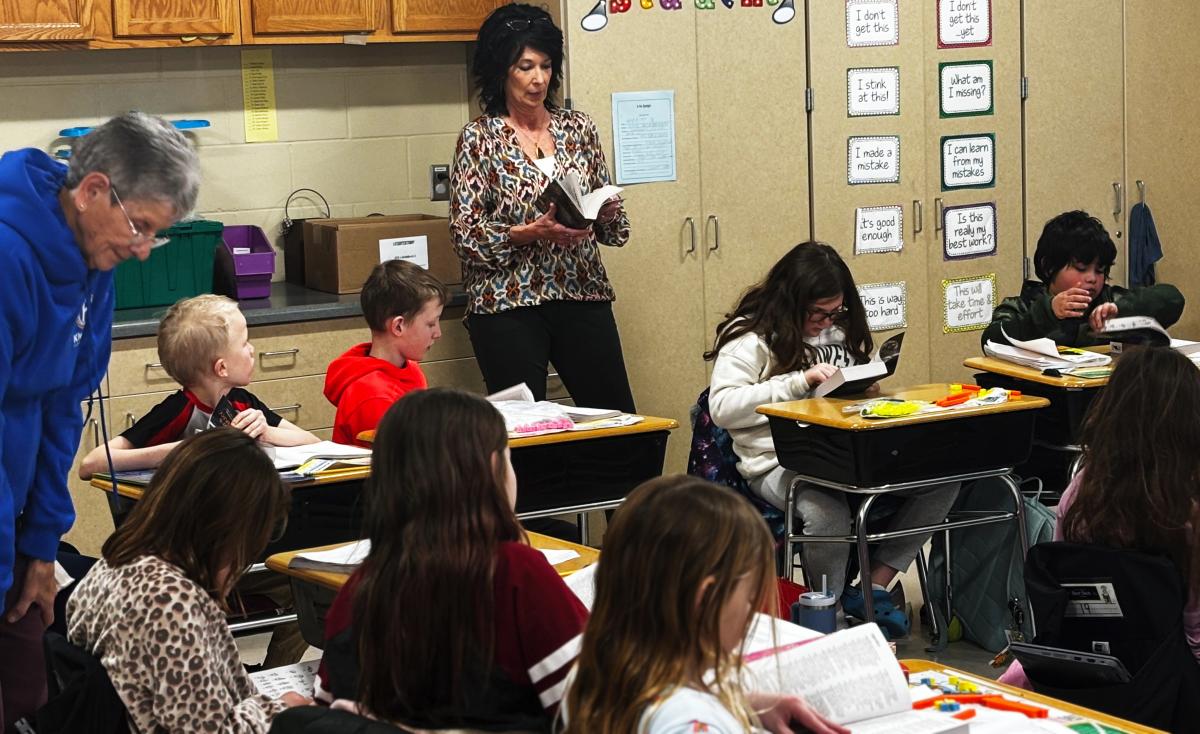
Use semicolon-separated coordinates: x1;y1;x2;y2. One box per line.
1020;541;1200;731
34;632;129;734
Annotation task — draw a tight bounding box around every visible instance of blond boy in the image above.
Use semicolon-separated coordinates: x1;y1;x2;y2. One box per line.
80;294;318;479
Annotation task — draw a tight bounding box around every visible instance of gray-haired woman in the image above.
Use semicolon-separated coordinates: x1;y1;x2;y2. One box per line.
0;111;199;729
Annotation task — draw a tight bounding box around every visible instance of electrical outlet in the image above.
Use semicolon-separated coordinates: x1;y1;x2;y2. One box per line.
429;164;450;201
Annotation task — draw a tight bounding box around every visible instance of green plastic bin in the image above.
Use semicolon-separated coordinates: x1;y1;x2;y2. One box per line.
114;220;224;310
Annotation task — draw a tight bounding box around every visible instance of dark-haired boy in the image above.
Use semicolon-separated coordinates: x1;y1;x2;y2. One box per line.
982;210;1184;347
324;261;448;446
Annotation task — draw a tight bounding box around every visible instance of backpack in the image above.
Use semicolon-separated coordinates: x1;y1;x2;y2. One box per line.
687;388;785;541
926;477;1057;652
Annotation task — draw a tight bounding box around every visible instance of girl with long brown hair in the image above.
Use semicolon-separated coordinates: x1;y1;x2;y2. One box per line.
315;387;587;731
66;428;304;733
1000;346;1200;688
706;242;957;638
563;476;846;734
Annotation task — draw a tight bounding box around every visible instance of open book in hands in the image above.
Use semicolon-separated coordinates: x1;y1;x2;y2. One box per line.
535;169;622;229
813;333;905;399
1093;315;1200;354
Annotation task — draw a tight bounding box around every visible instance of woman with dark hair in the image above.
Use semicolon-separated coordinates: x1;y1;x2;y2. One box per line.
66;429;306;732
314;388;588;731
705;242;958;638
449;3;635;413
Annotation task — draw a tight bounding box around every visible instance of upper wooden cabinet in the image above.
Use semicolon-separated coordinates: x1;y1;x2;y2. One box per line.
392;0;500;34
112;0;237;37
247;0;376;35
0;0;95;42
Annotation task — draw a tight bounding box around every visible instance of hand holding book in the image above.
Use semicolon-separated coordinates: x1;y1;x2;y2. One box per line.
510;203;593;246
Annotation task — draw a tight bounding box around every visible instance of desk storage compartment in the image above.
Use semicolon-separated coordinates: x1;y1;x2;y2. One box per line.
512;431;670;515
974;372;1100;446
767;410;1037;487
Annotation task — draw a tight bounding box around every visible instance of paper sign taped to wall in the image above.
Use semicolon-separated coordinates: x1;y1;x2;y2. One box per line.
938;0;992;47
858;281;907;331
241;49;279;143
848;136;900;185
379;235;429;270
940;61;993;117
943;203;997;259
846;0;899;47
612;90;677;185
854;206;904;254
848;67;900;117
943;273;995;332
941;134;995;190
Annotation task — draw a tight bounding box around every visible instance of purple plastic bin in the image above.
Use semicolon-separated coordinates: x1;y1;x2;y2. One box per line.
221;225;276;300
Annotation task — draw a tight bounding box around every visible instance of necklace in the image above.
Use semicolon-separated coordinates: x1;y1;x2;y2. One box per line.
509;118;552;159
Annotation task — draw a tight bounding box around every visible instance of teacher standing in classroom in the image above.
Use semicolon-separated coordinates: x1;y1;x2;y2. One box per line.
0;112;199;730
450;3;636;413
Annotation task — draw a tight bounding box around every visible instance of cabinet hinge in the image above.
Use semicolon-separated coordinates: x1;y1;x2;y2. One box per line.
805;87;814;112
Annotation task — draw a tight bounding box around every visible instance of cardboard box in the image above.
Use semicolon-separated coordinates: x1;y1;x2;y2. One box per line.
303;214;462;294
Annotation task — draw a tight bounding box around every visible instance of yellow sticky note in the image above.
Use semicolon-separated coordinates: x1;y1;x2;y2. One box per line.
241;49;279;143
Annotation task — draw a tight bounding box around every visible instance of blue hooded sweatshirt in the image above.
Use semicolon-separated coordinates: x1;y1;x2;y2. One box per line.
0;149;113;611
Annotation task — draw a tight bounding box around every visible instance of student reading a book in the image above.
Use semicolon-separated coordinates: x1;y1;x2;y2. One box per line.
562;476;847;734
323;260;447;446
79;294;319;479
315;388;588;730
982;210;1184;348
67;429;312;733
1000;346;1200;689
706;242;958;638
450;3;635;414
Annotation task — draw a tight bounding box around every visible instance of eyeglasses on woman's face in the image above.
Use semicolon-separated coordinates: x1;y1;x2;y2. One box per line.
111;186;171;249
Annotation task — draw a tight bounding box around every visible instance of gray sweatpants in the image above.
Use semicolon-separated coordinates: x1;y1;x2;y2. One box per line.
751;465;959;597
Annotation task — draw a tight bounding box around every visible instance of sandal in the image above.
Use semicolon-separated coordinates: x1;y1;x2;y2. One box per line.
842;586;911;640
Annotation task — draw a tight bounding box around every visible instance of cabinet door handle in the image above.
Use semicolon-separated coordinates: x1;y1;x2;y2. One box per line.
684;217;696;255
913;200;923;234
270;403;301;415
934;198;944;234
88;418;99;448
125;412;136;429
1112;181;1123;219
145;362;165;371
707;215;720;252
260;348;300;359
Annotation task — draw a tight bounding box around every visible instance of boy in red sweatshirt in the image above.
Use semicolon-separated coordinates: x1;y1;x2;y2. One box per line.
325;260;448;446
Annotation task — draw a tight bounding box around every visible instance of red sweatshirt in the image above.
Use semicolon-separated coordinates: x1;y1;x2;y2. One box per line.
323;343;427;446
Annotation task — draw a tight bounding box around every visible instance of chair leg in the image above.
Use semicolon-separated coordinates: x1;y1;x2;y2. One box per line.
916;548;948;653
784;477;800;581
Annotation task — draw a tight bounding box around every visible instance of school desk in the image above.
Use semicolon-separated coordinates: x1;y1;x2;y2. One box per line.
358;415;679;523
265;534;599;648
901;660;1165;733
91;415;677;544
758;384;1050;636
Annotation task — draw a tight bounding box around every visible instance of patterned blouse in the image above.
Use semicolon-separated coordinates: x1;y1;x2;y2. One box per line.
449;107;631;315
67;556;287;733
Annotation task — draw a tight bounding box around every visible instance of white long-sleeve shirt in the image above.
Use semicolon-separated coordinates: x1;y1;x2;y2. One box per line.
708;326;857;479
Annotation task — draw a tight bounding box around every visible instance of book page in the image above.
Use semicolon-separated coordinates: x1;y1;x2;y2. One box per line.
579;185;623;220
250;660;319;698
848;710;967;734
813;361;887;398
745;624;909;725
272;441;371;470
565;562;596;609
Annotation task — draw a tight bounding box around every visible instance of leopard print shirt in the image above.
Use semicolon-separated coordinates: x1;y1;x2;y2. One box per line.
66;555;287;733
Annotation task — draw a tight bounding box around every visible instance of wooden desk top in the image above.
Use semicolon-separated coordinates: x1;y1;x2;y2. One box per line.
756;383;1049;431
265;532;600;591
91;416;679;500
357;414;679;447
901;659;1164;733
964;355;1111;389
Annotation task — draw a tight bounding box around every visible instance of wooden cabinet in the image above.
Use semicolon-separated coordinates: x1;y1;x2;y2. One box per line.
111;0;238;37
391;0;500;34
0;0;95;42
244;0;377;35
568;2;810;472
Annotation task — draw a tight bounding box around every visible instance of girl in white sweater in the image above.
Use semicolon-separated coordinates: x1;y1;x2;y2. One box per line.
705;242;957;638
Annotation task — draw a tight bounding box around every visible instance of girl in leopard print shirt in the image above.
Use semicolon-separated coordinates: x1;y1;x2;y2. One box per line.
67;429;308;733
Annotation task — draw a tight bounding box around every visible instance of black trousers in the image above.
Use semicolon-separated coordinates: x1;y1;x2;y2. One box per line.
466;300;636;413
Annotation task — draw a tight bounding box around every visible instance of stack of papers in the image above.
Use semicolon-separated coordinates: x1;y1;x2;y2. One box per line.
985;328;1112;372
268;441;372;471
